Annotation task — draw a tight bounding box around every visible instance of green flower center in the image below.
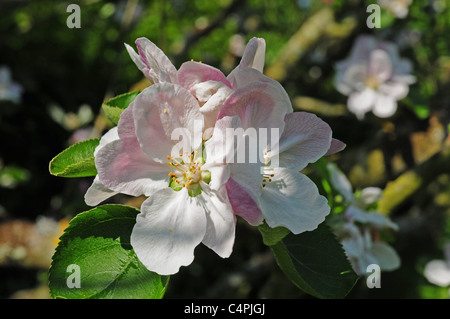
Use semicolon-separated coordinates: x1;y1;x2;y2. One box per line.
166;149;210;197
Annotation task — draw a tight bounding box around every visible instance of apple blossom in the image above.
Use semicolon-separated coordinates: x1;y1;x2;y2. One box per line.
327;163;400;275
86;36;345;275
334;35;415;119
211;65;344;234
125;37;266;136
85;82;236;275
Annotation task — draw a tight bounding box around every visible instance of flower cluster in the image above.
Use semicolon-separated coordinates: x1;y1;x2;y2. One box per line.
85;37;344;275
327;163;400;275
334;35;415;119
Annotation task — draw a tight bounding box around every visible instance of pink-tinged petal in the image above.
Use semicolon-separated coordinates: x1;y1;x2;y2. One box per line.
259;168;330;234
369;49;392;83
334;63;368;94
117;102;136;140
325;138;346;156
200;184;236;258
347;88;376;119
226;67;293;114
177;61;232;90
125;43;147;74
372;94;397;118
133;83;203;162
131;188;207;275
217;79;289;132
128;37;178;84
95;137;170;197
225;177;264;226
277;112;332;171
189;81;233;132
227;38;266;87
236;37;266;72
84;176;119;206
93;126;120;157
349;35;378;62
334;62;368;95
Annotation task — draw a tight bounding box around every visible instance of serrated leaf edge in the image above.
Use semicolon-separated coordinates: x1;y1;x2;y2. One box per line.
49;138;100;177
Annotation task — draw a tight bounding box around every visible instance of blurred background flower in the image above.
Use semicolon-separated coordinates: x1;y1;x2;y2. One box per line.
0;0;450;299
334;35;415;119
0;66;23;104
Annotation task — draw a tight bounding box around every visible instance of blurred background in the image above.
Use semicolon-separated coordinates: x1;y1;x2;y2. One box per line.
1;0;450;299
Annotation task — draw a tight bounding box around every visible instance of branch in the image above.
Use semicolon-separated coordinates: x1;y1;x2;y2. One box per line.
264;7;357;82
378;145;450;215
173;0;246;64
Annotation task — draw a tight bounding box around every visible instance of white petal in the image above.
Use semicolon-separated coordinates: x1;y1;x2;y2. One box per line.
259;168;330;234
360;187;383;205
327;163;354;202
424;260;450;287
84;176;118;206
131;188;207;275
347;88;376;119
345;205;399;231
277;112;332;171
369;242;401;271
202;116;238;190
378;81;409;100
200;184;236;258
372;94;397;118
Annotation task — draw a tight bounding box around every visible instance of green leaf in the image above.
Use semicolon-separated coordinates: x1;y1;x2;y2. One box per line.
270;222;358;299
48;204;169;299
49;138;100;178
258;222;290;246
102;90;140;125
